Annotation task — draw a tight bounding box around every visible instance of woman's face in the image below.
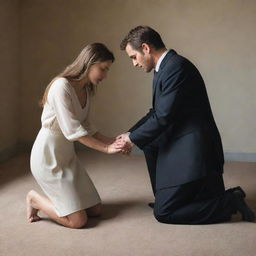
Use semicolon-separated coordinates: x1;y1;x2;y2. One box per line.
87;60;112;85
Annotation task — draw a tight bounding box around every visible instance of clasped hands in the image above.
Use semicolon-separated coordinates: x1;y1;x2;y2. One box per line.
107;132;134;155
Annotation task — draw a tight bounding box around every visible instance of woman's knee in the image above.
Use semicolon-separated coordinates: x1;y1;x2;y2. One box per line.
67;211;88;229
69;218;87;229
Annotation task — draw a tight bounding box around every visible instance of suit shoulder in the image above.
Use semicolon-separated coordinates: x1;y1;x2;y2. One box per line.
168;51;192;66
164;52;198;75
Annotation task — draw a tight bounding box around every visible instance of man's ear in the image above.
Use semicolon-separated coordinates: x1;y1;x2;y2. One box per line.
141;43;151;54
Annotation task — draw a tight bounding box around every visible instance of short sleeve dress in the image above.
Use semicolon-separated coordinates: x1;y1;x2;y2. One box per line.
30;77;101;217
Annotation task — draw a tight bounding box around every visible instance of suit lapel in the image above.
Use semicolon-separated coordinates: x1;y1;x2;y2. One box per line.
152;71;160;105
152;49;177;106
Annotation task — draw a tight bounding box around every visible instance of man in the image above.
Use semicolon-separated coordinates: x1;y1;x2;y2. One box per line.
118;25;255;224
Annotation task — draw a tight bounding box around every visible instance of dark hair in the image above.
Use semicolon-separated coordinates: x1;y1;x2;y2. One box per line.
120;26;165;51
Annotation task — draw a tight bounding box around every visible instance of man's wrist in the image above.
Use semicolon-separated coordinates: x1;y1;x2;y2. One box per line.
127;132;133;145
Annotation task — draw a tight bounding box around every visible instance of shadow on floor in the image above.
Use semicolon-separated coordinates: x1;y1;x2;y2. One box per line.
37;199;149;229
87;199;148;228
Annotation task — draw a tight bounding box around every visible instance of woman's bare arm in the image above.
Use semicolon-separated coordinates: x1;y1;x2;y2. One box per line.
92;132;115;145
78;135;120;154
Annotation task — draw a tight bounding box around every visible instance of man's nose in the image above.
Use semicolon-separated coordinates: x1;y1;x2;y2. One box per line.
132;60;138;67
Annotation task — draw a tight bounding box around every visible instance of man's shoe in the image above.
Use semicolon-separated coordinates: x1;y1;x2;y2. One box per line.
233;190;255;222
148;202;154;209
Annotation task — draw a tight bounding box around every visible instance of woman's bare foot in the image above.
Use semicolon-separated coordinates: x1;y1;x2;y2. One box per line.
26;190;41;222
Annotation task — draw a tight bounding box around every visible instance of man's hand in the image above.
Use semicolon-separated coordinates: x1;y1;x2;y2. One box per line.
116;132;134;155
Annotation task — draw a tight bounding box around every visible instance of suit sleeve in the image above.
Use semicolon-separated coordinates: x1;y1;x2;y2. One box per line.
129;64;188;149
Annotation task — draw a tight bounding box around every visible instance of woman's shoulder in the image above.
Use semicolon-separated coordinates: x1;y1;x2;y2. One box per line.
52;77;70;87
50;77;72;94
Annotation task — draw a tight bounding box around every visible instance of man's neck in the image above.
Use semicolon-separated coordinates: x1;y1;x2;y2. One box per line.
153;48;168;68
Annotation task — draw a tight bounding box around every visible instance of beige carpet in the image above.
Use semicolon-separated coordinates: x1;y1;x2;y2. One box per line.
0;150;256;256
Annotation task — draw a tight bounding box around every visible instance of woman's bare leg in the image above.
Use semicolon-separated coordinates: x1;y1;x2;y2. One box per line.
26;190;87;228
86;203;102;217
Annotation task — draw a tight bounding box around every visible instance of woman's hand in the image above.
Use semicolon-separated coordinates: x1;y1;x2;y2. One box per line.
106;140;124;154
115;133;133;155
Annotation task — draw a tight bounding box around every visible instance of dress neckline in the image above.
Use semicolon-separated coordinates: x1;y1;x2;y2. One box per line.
64;78;88;110
75;87;87;110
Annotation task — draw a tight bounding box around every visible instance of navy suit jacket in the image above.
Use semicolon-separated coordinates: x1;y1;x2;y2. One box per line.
129;50;224;189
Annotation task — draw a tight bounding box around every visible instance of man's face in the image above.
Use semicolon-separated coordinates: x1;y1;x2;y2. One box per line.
125;43;154;73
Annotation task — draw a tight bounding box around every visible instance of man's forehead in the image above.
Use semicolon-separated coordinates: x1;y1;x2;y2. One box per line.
126;44;137;56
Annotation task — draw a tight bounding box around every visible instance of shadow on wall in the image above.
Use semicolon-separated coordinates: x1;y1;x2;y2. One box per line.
0;152;30;189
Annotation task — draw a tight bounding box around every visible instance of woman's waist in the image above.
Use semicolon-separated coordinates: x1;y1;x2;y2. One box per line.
38;126;71;143
33;127;74;154
42;119;62;132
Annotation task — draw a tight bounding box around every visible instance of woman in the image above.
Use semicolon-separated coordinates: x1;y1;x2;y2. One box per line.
26;43;122;228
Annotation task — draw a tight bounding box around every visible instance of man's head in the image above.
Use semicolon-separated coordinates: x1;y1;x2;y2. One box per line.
120;26;166;72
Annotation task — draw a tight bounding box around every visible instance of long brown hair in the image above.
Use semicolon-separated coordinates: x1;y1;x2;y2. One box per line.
40;43;114;106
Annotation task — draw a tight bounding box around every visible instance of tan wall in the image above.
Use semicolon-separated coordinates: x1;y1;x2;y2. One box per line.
16;0;256;154
0;0;20;154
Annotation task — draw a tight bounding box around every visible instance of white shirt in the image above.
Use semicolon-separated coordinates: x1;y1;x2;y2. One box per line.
155;49;170;72
41;77;97;141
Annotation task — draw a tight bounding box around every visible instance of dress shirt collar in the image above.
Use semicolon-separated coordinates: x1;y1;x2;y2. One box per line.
155;49;170;72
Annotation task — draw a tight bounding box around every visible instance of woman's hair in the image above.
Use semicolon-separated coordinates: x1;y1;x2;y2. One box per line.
40;43;114;106
120;25;165;51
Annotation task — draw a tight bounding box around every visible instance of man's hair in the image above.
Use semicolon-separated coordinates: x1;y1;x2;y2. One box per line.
120;26;165;51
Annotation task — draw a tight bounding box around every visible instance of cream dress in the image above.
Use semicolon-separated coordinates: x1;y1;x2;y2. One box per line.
30;77;101;217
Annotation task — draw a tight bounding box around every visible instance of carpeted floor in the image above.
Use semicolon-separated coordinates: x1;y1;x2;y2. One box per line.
0;150;256;256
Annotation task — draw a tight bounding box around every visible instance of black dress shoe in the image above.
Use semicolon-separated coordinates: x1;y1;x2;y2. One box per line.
233;190;255;222
148;202;155;209
231;186;246;198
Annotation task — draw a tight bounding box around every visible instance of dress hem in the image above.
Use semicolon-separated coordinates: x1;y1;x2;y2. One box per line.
55;199;102;217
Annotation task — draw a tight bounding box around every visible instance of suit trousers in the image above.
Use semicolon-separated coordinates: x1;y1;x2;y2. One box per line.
143;146;237;224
